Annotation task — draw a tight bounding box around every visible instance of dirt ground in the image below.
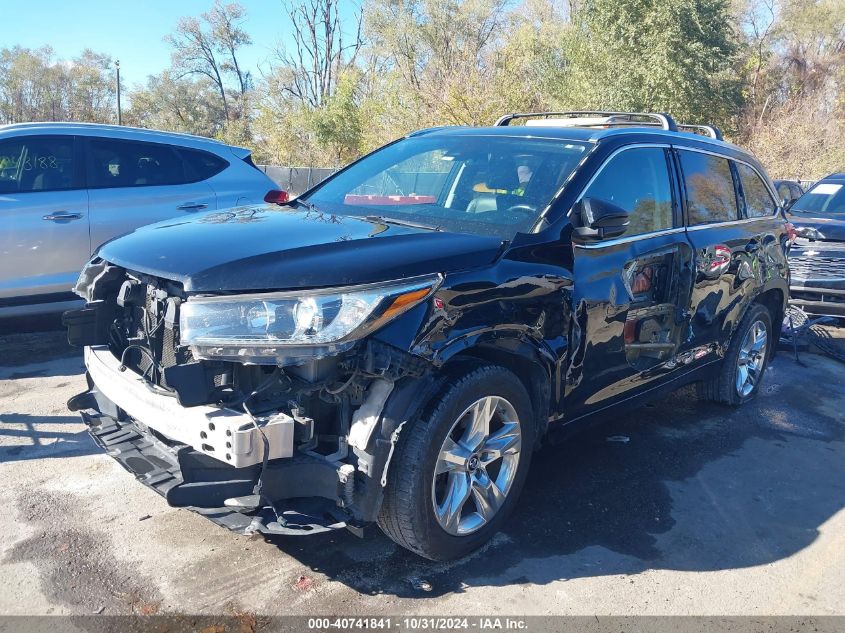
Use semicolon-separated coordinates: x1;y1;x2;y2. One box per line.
1;327;844;618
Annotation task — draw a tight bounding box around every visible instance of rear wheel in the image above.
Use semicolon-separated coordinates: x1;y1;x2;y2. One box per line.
377;365;535;561
700;303;773;405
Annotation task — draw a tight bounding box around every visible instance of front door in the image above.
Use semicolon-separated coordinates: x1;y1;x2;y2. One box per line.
565;145;693;420
0;135;89;305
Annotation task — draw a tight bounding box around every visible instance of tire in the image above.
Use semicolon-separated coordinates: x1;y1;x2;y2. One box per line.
377;365;535;561
700;303;773;406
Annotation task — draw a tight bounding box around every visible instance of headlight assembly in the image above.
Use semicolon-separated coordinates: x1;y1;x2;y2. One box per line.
179;274;442;363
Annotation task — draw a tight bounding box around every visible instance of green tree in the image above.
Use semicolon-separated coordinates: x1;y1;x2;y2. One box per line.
560;0;743;130
310;71;365;163
125;71;226;138
0;46;116;124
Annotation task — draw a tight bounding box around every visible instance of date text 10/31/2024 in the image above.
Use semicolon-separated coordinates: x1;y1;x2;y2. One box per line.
306;617;529;630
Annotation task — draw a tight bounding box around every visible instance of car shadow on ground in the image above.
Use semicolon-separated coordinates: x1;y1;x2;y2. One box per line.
1;329;88;462
0;413;99;462
260;352;845;597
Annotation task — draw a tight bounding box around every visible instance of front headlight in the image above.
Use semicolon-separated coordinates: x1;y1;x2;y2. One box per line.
180;274;441;363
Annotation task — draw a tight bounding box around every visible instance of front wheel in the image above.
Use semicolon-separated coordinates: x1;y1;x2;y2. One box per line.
377;365;535;561
701;302;773;405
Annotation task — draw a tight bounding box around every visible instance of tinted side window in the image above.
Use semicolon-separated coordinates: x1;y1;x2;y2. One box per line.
581;147;674;236
0;136;76;193
679;151;739;225
89;139;184;189
179;148;228;182
737;163;776;218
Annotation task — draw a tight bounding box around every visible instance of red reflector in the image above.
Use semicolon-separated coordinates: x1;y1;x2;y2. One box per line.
624;319;638;344
264;190;290;204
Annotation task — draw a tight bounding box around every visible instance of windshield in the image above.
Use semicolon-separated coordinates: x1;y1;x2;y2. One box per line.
790;181;845;218
302;135;589;238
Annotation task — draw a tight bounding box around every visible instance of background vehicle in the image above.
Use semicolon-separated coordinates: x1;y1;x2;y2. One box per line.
786;173;845;318
66;111;789;561
774;179;805;205
0;122;281;318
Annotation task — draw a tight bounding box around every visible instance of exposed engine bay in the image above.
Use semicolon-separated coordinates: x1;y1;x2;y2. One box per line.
64;258;432;536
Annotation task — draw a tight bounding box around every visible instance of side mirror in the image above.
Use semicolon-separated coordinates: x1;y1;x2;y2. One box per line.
573;197;630;240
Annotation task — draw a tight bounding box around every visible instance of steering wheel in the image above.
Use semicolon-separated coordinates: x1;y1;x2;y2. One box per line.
505;203;538;216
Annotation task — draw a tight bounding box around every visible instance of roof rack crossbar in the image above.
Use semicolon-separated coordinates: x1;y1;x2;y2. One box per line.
677;124;724;141
494;111;679;132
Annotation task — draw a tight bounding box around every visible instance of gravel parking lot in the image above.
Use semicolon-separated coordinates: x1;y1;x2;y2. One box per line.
1;328;844;617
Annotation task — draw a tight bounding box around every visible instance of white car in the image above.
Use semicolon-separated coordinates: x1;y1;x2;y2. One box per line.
0;122;283;317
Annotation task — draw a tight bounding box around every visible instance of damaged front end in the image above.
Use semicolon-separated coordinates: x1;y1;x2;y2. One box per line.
65;258;439;536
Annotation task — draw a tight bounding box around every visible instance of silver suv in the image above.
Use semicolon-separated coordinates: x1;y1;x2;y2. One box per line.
0;122;281;317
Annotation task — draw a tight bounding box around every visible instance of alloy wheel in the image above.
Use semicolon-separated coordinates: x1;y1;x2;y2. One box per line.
431;396;522;536
736;319;768;397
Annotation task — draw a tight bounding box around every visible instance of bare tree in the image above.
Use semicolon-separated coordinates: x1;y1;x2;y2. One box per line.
208;0;252;97
273;0;364;108
167;1;252;122
168;15;230;120
738;0;778;111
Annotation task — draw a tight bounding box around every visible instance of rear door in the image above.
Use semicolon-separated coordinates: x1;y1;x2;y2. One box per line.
566;145;694;419
85;137;217;251
0;134;89;305
674;148;772;360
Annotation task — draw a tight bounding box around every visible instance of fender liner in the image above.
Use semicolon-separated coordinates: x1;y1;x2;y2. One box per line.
350;372;448;522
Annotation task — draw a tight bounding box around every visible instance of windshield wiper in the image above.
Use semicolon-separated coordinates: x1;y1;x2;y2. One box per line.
365;215;442;231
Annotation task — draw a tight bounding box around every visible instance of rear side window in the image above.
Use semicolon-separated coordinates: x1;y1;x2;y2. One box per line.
88;138;184;189
179;148;228;182
581;147;674;236
736;163;776;218
679;150;739;225
0;136;76;193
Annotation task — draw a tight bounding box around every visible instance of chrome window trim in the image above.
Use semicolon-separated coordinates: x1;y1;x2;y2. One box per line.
568;143;680;248
568;143;672;215
673;145;780;216
732;159;780;219
568;142;780;248
574;226;687;249
685;216;776;231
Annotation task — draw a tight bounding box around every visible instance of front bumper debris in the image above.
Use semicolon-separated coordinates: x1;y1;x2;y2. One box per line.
82;408;353;535
85;345;294;468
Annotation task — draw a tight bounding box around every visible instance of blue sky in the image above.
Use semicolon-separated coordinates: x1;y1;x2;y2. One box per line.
1;0;357;87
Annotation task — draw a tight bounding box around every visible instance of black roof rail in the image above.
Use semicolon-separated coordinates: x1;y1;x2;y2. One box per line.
677;124;724;140
494;110;679;132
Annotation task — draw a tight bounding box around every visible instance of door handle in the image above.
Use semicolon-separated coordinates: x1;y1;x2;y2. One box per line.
177;202;208;211
43;212;83;221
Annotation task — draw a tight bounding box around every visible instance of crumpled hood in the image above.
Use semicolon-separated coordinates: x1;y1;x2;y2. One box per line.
97;205;504;292
788;214;845;243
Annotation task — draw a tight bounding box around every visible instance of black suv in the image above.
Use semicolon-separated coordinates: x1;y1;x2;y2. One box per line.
65;111;789;561
786;173;845;318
